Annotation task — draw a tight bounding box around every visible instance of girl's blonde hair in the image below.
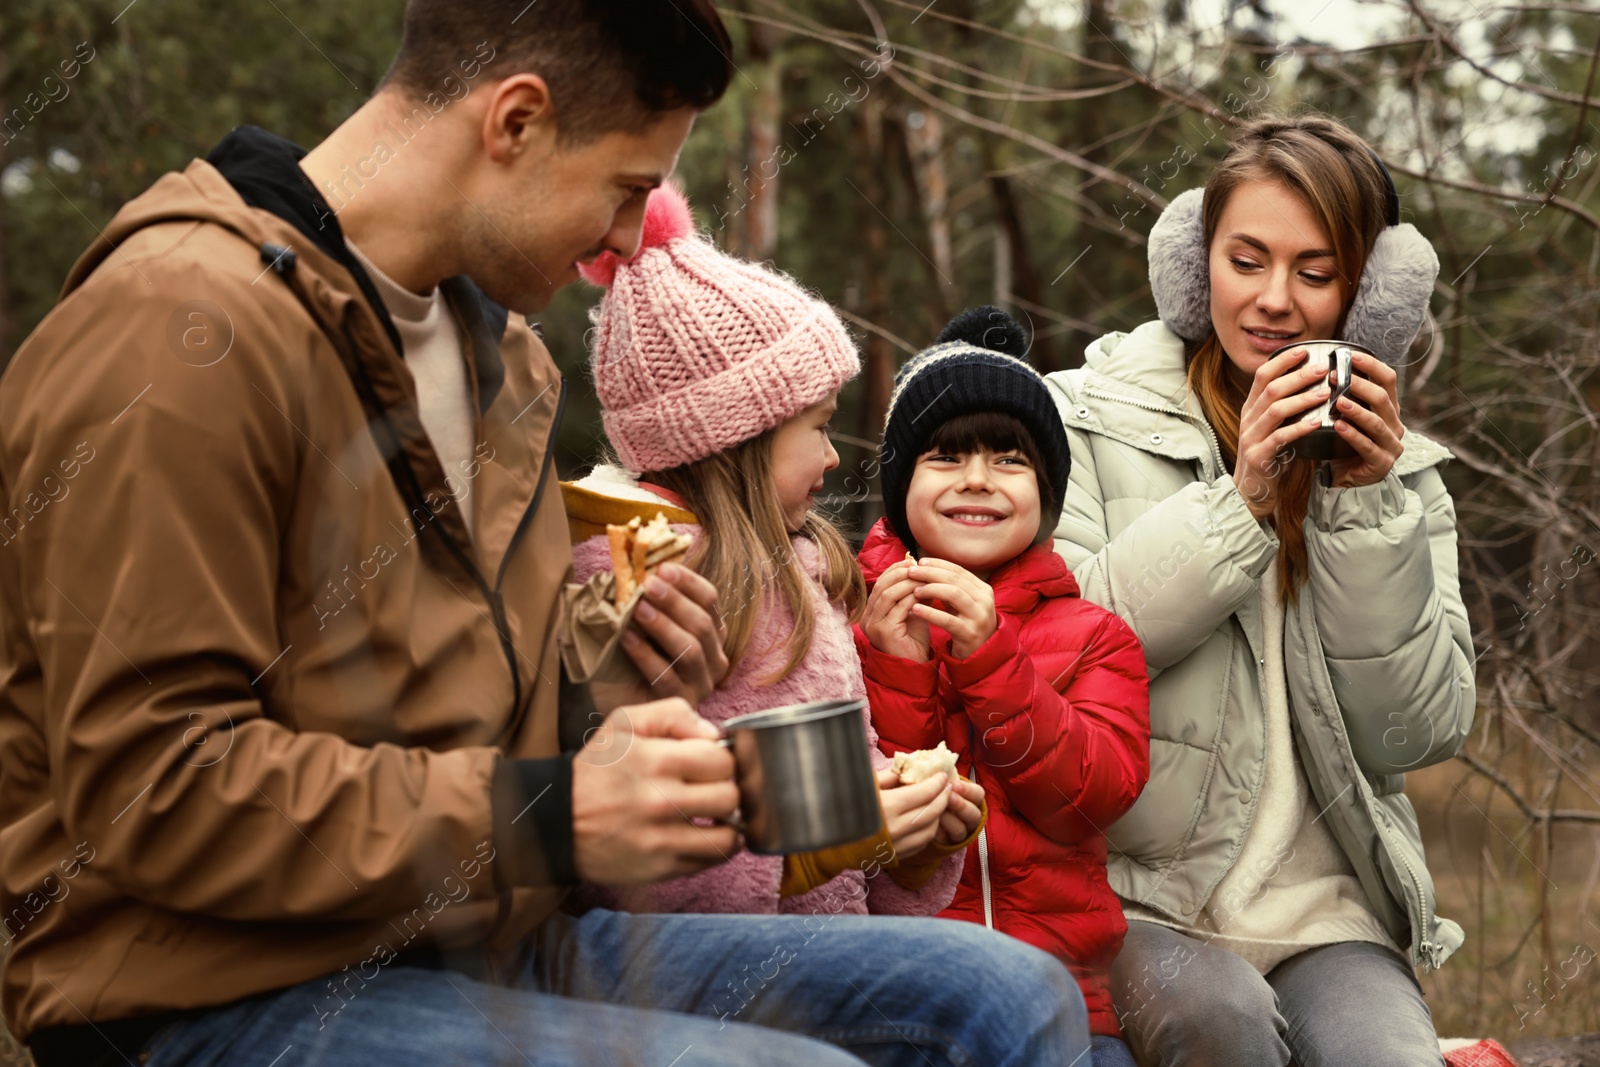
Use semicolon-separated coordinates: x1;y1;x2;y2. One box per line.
648;431;866;685
1187;113;1393;605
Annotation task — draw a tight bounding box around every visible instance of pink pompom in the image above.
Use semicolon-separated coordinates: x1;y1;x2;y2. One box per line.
639;183;695;251
578;183;696;288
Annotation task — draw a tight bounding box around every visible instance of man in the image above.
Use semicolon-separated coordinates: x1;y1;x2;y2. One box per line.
0;2;1088;1064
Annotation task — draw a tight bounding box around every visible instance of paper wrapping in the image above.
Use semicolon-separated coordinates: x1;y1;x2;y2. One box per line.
558;569;650;689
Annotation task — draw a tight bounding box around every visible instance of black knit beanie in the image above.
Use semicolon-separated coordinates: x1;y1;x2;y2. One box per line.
879;306;1072;552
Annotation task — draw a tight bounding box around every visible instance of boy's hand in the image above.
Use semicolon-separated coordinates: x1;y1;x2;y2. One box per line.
862;559;932;662
908;558;997;658
876;768;949;860
936;777;985;846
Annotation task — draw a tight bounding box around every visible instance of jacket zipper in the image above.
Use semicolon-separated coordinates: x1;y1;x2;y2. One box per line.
493;376;566;594
965;751;995;930
490;376;568;738
1293;596;1443;969
332;316;569;726
1082;386;1227;476
1373;801;1442;967
472;377;568;966
1202;419;1225;477
978;827;995;930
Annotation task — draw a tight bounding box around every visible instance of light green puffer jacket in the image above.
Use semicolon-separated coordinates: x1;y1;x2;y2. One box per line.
1044;320;1475;971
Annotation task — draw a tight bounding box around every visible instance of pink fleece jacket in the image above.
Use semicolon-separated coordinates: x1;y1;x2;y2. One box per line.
567;522;962;919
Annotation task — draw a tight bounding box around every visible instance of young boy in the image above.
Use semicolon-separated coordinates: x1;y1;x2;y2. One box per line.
855;307;1152;1067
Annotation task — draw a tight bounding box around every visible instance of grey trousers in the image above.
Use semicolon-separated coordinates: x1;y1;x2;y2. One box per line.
1111;921;1447;1067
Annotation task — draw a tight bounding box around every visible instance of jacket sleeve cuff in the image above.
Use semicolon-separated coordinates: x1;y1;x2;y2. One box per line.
782;822;894;897
780;850;829;898
886;792;987;890
1209;474;1279;581
1308;471;1407;532
490;754;577;890
855;625;938;696
937;614;1022;688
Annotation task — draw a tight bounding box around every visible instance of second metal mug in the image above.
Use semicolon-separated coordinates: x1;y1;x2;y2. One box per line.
718;698;882;855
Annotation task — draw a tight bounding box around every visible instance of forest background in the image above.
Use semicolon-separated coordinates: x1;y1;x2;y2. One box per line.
3;0;1599;1056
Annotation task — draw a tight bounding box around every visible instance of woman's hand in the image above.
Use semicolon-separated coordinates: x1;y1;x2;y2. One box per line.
1233;346;1332;520
876;769;950;860
935;777;985;846
909;559;997;658
862;559;932;662
1327;349;1405;488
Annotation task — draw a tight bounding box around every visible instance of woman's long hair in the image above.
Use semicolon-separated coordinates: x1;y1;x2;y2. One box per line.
648;432;866;685
1187;113;1393;605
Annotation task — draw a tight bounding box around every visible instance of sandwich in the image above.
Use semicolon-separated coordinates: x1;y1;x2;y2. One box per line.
891;742;960;786
606;512;694;609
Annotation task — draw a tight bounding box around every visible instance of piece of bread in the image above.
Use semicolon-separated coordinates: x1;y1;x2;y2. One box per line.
630;525;650;593
608;522;636;606
605;512;693;609
892;742;960;786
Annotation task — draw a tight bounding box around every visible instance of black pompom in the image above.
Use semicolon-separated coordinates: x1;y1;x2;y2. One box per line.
935;305;1028;358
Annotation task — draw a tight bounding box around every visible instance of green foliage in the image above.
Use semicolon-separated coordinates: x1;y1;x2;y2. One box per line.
1;0;401;348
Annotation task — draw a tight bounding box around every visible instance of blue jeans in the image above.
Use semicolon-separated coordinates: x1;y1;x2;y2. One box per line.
141;909;1090;1066
1094;1035;1137;1067
1111;922;1444;1066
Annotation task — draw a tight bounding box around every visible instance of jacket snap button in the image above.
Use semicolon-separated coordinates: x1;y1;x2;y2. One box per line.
1076;406;1090;418
1150;433;1163;444
1242;790;1253;804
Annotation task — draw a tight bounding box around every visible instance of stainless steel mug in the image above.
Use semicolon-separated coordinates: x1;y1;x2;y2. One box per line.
1276;339;1372;460
719;698;883;855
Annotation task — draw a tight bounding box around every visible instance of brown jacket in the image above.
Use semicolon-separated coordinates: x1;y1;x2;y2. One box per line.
0;128;572;1042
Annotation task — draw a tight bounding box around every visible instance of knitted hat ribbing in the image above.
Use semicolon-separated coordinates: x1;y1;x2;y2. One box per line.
879;307;1071;552
578;185;860;474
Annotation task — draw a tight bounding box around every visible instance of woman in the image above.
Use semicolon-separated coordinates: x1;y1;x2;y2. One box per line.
1045;113;1474;1066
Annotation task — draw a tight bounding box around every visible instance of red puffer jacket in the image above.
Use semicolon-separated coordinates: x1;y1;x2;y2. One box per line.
854;520;1150;1037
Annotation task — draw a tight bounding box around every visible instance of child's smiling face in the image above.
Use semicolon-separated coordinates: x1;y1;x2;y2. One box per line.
905;446;1042;579
771;395;840;533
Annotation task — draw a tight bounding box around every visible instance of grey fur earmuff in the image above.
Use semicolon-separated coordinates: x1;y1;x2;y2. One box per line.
1147;183;1440;366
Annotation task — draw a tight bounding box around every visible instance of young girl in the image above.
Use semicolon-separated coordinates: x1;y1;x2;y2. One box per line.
855;307;1151;1067
562;185;985;921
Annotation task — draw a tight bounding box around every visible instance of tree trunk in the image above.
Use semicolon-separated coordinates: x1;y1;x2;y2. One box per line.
854;95;893;533
0;81;10;365
903;107;953;285
722;142;747;256
885;107;949;334
986;160;1056;370
742;22;784;261
993;222;1011;315
1058;0;1118;367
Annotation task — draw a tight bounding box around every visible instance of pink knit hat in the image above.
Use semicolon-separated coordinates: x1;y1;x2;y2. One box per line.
578;185;861;474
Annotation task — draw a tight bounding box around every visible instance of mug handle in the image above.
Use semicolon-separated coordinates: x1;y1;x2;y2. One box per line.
712;736;747;833
1332;346;1355;398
